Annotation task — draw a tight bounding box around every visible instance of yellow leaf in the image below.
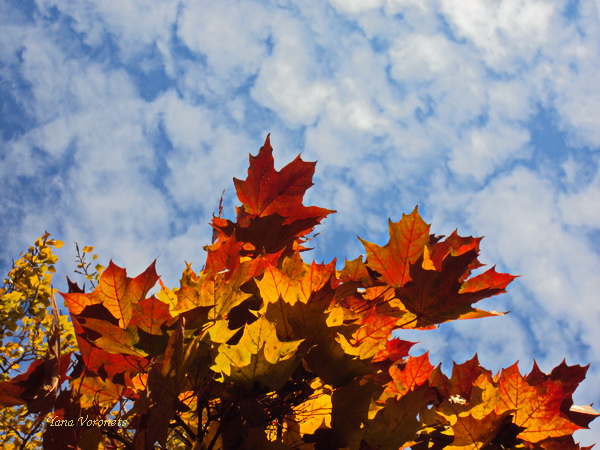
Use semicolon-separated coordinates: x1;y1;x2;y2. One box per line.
211;316;303;390
206;319;240;344
290;378;333;435
156;280;179;315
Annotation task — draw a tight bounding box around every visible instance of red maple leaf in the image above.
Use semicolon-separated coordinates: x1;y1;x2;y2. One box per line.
233;134;334;223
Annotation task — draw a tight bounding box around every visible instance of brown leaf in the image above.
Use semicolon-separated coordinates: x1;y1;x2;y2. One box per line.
396;251;515;328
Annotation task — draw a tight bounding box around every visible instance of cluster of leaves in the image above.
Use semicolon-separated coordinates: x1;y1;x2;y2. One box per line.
0;136;597;449
0;233;78;447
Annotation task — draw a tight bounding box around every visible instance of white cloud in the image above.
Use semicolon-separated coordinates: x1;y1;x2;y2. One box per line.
35;0;179;60
559;169;600;228
448;121;531;182
487;79;534;122
328;0;386;14
462;167;600;362
389;33;460;82
440;0;557;70
387;31;490;137
251;11;334;126
159;91;213;153
177;0;270;83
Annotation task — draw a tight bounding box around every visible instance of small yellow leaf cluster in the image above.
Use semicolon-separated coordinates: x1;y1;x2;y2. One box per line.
74;243;105;287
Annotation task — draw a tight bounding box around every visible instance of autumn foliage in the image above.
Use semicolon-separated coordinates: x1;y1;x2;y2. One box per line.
0;135;597;449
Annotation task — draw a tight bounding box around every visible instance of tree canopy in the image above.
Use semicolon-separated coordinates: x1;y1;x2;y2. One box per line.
0;135;597;449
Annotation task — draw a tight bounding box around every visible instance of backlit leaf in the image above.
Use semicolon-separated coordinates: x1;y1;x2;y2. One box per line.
63;261;158;328
497;363;583;443
359;207;430;288
385;352;435;399
234;134;333;223
211;316;303;390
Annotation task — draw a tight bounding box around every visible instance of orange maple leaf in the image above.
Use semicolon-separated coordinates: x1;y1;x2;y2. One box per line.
497;363;584;443
359;207;430;288
62;261;158;328
385;352;435;398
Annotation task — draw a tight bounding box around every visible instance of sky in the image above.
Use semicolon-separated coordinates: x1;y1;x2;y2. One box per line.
1;0;599;443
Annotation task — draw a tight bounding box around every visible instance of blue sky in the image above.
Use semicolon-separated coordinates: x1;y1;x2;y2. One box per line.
2;0;599;443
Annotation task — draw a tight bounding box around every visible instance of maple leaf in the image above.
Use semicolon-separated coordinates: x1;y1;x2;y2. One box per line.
305;336;376;387
257;254;337;340
258;255;336;336
525;360;599;425
363;389;428;450
162;262;255;321
233;134;333;223
526;435;597;450
75;317;147;357
62;261;158;328
65;277;170;386
258;253;335;308
443;411;510;449
213;211;328;259
337;307;399;360
496;363;584;443
339;256;373;286
204;233;244;275
42;386;117;450
395;251;515;328
0;354;72;409
129;295;175;335
331;378;383;448
349;220;516;329
384;352;435;399
336;284;410;329
75;374;125;409
211;316;303;390
359;207;430;288
421;230;483;276
134;324;186;448
256;255;375;385
287;378;333;436
4;135;594;450
371;338;416;364
0;299;71;415
69;312;149;383
430;355;492;403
